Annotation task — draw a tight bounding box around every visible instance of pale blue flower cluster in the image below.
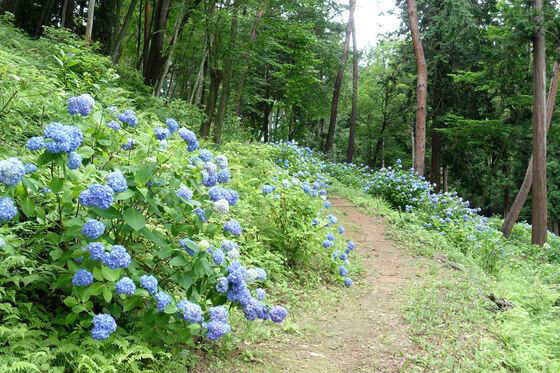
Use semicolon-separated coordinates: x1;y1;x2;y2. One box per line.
82;219;105;240
80;184;114;209
68;152;82;170
178;128;198;151
118;109;138;127
72;269;93;287
106;171;127;193
177;300;203;323
155;291;171;312
43;123;83;153
176;185;193;201
115;277;136;295
0;157;25;186
91;313;117;340
224;219;242;236
67;94;95;116
140;275;158;295
0;197;17;222
166;118;179;133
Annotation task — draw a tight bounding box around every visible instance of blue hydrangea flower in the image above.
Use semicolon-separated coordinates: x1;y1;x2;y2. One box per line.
339;266;348;276
215;155;228;169
256;288;266;301
166;118;179;133
107;120;121;131
0;157;25;186
115;277;136;295
242;297;266;321
199;149;212;162
209;306;229;323
343;277;353;287
67;152;82;170
154;127;170;140
177;300;203;323
213;199;229;215
80;184;114;209
118;109;138;127
155;291;171;312
347;240;356;250
139;275;158;295
325;200;331;209
0;238;4;249
43;123;83;153
176;185;193;201
328;215;337;224
82;219;105;240
206;320;231;340
106;171;127;193
0;197;17;222
103;245;131;269
224;219;242;236
224;189;239;206
212;248;225;265
262;185;275;195
67;94;94;116
270;305;287;323
91;313;117;340
202;170;217;187
255;268;267;282
26;136;45;151
122;138;136;150
322;240;333;248
338;226;345;234
217;169;230;183
208;186;226;201
72;269;93;287
216;277;229;293
88;242;106;261
221;240;238;252
194;207;207;222
327;232;335;241
24;163;37;174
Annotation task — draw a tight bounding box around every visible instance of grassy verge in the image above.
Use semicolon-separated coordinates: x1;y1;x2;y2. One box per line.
332;182;560;373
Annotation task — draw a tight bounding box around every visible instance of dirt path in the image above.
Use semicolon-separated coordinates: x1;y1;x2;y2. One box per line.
245;197;419;373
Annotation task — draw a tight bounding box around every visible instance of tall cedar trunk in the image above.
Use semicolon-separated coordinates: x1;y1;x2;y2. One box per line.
35;0;55;35
199;69;222;137
142;0;150;69
85;0;96;43
324;0;355;155
143;0;170;85
501;58;560;236
406;0;427;176
262;101;272;142
235;0;266;116
346;20;359;163
190;48;208;104
213;6;239;144
112;0;138;63
61;0;74;29
532;0;547;245
135;0;142;68
371;116;388;168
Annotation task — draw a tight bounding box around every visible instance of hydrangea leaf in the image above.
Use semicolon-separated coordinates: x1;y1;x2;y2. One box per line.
77;146;94;159
103;286;112;303
123;207;146;231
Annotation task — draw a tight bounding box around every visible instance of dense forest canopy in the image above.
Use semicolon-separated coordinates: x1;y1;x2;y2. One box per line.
2;0;560;232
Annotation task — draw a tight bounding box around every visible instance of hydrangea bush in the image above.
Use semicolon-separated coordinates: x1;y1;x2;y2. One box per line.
0;93;289;349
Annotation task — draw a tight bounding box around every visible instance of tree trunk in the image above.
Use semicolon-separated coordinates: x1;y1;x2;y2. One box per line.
324;0;355;155
532;0;547;245
213;6;239;144
443;165;448;193
61;0;74;29
143;0;171;85
35;0;56;35
142;0;151;70
430;130;442;192
111;0;138;63
346;19;359;163
406;0;427;176
199;69;222;137
85;0;96;43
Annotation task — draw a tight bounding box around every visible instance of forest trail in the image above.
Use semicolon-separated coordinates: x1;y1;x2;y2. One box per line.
246;197;419;373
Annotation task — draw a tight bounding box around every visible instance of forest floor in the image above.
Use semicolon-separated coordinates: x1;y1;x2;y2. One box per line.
211;197;425;372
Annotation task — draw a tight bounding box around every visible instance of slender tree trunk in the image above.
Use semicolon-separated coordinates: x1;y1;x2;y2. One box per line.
135;0;143;68
532;0;547;245
61;0;74;29
213;6;239;144
199;69;222;137
144;0;171;85
190;49;208;104
443;165;448;193
324;0;355;155
85;0;96;43
112;0;137;63
35;0;55;35
346;20;359;163
262;102;272;142
142;0;151;70
406;0;427;176
501;57;559;236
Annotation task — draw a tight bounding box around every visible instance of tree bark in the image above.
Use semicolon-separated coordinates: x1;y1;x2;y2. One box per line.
143;0;171;85
35;0;55;35
324;0;355;155
406;0;427;176
199;69;222;137
85;0;96;43
213;5;239;144
531;0;547;246
501;59;559;237
111;0;138;63
142;0;151;70
61;0;74;29
346;19;359;163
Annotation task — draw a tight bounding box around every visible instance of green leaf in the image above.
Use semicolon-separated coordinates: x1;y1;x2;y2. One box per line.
63;297;79;308
169;255;189;267
101;266;119;282
93;267;104;281
123;207;146;231
103;286;112;303
91;206;120;219
50;178;64;193
176;273;193;291
20;196;35;217
123;296;143;312
140;227;167;247
77;146;95;159
115;189;135;201
164;303;178;314
136;165;156;186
